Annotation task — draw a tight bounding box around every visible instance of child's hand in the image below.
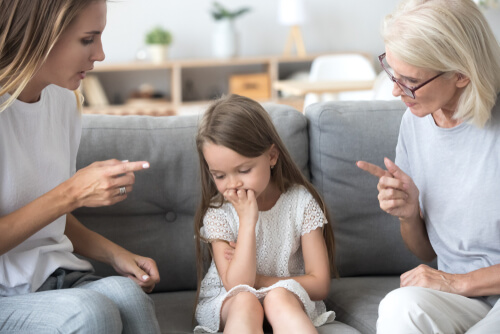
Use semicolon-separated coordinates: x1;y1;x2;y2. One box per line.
224;188;259;226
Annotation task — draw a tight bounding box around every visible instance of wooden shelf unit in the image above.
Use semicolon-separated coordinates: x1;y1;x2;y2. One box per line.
82;53;370;116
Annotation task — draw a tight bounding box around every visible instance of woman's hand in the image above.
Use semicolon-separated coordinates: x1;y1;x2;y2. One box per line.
401;264;462;294
357;157;420;221
110;251;160;293
224;188;258;226
64;159;150;209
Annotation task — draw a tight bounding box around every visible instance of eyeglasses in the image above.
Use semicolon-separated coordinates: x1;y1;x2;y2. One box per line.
378;53;444;99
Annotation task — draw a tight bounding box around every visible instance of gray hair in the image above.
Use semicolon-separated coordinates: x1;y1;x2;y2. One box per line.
383;0;500;127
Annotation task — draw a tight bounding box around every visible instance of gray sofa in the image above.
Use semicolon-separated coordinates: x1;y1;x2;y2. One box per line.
74;100;434;334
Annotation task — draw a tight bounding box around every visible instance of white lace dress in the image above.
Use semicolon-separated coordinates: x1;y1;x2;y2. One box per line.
194;185;335;333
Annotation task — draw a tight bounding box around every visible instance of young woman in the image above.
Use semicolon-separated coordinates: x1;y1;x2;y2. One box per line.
0;1;160;332
357;0;500;332
193;94;336;334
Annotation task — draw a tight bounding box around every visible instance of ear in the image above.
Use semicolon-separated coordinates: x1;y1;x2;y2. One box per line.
456;72;470;88
268;144;280;166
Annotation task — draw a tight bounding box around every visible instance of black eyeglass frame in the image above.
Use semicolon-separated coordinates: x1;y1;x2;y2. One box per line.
378;53;445;99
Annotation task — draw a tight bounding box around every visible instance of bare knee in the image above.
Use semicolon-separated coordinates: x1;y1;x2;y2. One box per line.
222;292;264;325
263;288;302;321
231;291;262;311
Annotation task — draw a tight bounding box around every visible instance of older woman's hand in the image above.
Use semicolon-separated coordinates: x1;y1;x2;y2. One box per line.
400;264;463;295
65;159;150;209
357;157;420;221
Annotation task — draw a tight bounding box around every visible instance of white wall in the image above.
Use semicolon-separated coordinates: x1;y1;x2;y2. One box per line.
102;0;500;62
98;1;500;106
102;0;403;63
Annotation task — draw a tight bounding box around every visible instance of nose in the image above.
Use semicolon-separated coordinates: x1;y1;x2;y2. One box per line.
392;81;403;98
90;40;105;62
227;175;243;190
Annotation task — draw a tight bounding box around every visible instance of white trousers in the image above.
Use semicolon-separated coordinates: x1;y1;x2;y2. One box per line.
377;287;500;334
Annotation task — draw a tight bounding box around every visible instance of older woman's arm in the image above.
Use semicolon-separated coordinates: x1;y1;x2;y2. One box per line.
357;158;436;262
399;213;436;262
400;263;500;297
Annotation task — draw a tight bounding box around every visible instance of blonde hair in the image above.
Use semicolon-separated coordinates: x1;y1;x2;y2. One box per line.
383;0;500;127
194;95;337;302
0;0;102;113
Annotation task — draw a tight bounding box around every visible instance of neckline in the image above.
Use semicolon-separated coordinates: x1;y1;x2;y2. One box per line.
424;112;467;134
259;190;285;213
1;86;47;112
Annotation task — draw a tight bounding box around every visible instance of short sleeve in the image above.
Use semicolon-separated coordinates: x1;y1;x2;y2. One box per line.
395;109;411;178
200;207;236;243
301;197;327;236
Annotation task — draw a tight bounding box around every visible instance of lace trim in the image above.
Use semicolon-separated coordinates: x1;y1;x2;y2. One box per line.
201;207;235;242
301;197;327;236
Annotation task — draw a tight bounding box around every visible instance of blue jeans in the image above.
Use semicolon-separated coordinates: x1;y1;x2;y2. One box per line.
0;269;161;333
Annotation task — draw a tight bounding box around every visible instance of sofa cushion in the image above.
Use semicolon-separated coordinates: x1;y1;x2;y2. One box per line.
151;291;361;334
306;101;436;277
74;103;310;292
326;276;400;334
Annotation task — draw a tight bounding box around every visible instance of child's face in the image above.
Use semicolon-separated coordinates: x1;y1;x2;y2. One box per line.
202;142;278;199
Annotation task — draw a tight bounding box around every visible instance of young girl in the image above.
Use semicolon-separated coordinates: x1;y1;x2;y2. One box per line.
194;94;336;334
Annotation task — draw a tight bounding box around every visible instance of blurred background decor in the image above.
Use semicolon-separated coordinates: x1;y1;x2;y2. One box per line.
474;0;499;9
83;0;500;117
278;0;307;56
145;26;173;63
210;2;251;58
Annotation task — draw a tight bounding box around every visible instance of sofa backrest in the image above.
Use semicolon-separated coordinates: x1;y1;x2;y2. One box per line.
307;100;435;277
74;103;309;292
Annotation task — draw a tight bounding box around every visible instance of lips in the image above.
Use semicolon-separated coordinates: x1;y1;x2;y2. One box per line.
403;100;416;108
79;68;93;79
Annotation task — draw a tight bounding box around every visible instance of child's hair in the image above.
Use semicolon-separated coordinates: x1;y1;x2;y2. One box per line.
194;94;337;294
0;0;103;113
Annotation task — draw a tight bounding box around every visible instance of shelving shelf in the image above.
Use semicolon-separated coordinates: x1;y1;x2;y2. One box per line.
81;52;370;116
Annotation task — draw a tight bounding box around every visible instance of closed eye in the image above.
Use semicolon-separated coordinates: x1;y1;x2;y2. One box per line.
212;174;225;180
239;168;251;174
81;38;95;46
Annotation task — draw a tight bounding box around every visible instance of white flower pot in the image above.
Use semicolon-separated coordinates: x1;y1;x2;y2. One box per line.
212;19;238;58
148;45;168;63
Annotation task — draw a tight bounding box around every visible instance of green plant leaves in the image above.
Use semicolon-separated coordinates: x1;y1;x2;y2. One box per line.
211;2;251;20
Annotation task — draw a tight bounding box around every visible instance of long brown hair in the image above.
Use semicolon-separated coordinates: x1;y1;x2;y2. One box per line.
194;94;337;301
0;0;104;112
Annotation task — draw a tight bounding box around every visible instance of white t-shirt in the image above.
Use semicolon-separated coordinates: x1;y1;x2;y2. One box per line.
395;100;500;275
0;85;92;297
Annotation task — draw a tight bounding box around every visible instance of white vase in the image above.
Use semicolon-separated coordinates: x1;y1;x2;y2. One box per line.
148;44;168;63
212;19;238;58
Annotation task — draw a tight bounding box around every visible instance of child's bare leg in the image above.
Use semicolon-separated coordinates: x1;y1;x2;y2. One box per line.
263;288;318;334
220;291;264;334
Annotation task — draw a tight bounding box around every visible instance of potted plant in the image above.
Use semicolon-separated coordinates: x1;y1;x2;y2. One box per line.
145;26;173;63
210;2;250;58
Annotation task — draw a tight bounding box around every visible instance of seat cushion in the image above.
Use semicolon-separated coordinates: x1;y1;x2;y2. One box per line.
326;276;401;334
151;290;361;334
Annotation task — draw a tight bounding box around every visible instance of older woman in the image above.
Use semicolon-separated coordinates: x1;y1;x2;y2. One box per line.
357;0;500;332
